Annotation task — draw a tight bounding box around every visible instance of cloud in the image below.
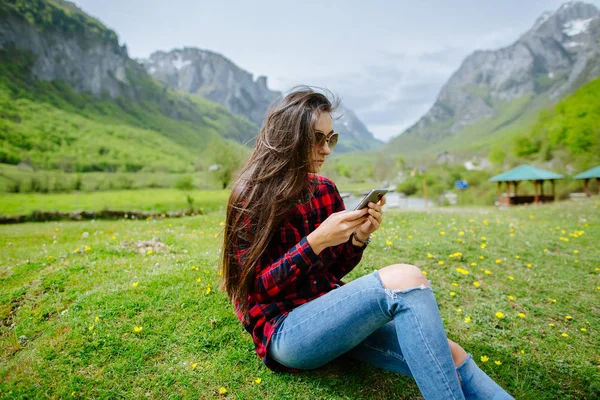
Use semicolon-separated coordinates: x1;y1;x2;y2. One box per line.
272;29;524;142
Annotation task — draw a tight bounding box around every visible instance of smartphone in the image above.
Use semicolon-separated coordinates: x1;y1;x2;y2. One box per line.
353;188;388;211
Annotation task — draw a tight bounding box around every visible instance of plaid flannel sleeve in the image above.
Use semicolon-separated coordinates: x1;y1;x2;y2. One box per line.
251;236;321;303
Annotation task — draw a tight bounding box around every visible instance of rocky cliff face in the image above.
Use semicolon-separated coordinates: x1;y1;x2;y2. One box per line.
142;47;382;151
398;1;600;140
139;48;279;126
0;0;140;98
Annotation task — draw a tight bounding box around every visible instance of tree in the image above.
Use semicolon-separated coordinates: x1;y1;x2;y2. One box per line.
207;139;243;189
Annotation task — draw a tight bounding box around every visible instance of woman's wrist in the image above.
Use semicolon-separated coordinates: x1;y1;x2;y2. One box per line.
351;232;370;247
307;231;326;255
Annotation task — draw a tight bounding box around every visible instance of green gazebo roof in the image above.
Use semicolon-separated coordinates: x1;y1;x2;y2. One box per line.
573;166;600;180
489;164;563;182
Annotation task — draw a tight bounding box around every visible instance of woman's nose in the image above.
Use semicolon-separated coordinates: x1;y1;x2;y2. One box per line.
321;141;332;155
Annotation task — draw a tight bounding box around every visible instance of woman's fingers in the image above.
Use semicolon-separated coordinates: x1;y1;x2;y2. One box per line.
367;208;382;223
368;215;380;229
341;208;369;221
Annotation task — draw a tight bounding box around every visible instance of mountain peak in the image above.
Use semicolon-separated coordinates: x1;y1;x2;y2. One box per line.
527;1;599;37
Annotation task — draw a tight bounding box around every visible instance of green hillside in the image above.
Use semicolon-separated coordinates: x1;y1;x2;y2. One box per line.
509;76;600;170
0;0;256;173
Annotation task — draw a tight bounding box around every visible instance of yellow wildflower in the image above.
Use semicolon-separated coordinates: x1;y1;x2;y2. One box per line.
549;323;555;327
480;243;487;249
573;250;579;254
147;249;153;255
481;236;486;241
526;264;532;268
192;363;198;369
565;315;572;320
254;378;262;384
471;262;477;267
88;325;94;331
495;311;505;319
508;295;515;301
495;360;502;366
456;308;462;312
219;387;227;394
196;278;202;283
520;350;525;354
484;270;491;275
518;313;526;318
438;261;445;265
496;259;502;264
580;328;587;332
473;281;480;288
206;286;211;295
95;316;100;323
386;240;392;246
440;231;445;235
452;282;458;287
422;270;428;276
480;356;489;362
408;235;413;239
134;326;142;333
480;256;484;260
450;292;456;296
427;253;434;258
459;231;464;235
508;276;514;280
561;333;568;337
464;316;471;323
132;282;139;287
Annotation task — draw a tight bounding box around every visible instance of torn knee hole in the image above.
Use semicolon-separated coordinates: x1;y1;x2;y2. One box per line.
385;283;431;298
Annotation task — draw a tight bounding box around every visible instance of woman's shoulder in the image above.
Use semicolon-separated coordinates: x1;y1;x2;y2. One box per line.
308;173;338;193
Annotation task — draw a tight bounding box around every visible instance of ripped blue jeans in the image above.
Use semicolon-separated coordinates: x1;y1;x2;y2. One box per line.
267;270;514;400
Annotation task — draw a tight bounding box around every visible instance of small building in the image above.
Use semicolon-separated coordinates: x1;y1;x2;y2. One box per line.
573;166;600;197
489;164;563;206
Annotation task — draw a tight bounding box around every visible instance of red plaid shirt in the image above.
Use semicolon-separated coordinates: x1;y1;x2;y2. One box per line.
232;173;367;371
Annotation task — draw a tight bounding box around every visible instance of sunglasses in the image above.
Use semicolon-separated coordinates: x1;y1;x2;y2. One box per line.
315;132;339;151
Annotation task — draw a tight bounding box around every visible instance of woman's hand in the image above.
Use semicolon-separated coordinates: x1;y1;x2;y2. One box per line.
355;195;386;240
307;208;369;254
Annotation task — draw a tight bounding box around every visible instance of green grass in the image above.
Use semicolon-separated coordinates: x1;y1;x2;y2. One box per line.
0;189;232;216
1;198;599;399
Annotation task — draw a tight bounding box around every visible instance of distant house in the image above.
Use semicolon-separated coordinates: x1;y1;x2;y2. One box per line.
209;164;221;172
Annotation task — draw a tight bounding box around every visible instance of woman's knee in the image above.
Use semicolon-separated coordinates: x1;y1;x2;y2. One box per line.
378;264;431;291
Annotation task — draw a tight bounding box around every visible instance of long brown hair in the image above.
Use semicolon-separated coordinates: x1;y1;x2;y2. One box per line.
220;86;339;320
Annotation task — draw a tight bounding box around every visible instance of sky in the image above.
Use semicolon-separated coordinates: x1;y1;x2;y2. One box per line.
71;0;600;141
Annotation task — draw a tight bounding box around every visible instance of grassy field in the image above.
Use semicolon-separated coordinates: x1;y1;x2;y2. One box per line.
1;198;599;399
0;189;232;216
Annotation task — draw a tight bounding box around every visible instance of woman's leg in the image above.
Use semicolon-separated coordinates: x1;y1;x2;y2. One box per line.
267;268;466;400
343;322;515;400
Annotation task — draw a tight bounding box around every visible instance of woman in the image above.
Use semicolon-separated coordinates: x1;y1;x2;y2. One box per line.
220;86;514;400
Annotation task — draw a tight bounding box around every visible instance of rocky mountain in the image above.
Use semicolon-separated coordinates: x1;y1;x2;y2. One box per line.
0;0;257;172
141;48;382;152
389;1;600;158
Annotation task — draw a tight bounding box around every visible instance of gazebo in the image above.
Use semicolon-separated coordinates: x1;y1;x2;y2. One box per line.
573;166;600;197
489;164;563;206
